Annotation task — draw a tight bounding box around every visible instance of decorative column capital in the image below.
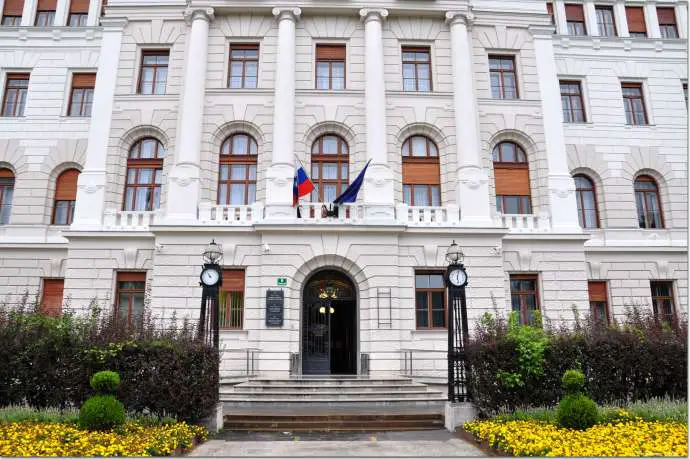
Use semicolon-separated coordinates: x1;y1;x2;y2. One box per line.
272;7;301;22
445;11;474;29
359;8;388;23
529;24;557;39
99;17;128;31
184;7;214;25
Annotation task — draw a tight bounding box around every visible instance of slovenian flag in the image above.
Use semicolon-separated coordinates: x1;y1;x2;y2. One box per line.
293;163;315;206
333;159;371;205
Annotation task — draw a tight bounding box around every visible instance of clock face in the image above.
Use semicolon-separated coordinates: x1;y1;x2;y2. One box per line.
201;268;220;286
449;268;468;287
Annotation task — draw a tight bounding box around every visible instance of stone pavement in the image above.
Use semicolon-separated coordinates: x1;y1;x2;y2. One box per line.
188;430;486;457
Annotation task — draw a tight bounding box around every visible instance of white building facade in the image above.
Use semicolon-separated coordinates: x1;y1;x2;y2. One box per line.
0;0;686;378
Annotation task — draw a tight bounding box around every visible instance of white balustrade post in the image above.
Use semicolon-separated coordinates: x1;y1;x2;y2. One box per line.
614;0;630;37
359;8;395;220
584;1;599;36
676;1;688;39
54;0;69;26
264;7;300;220
554;0;569;35
446;11;493;226
531;26;581;233
645;1;661;38
164;8;213;224
72;18;126;229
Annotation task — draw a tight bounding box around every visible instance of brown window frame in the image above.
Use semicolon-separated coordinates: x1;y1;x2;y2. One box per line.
401;46;432;92
228;43;259;89
493;142;532;214
2;73;29;117
565;3;587;35
634;175;664;229
123;138;165;212
68;73;95;117
40;278;64;317
52;168;79;225
560;80;586;123
588;281;609;325
115;272;146;328
402;135;441;207
1;0;23;25
220;269;245;329
489;55;518;100
315;44;346;90
311;134;349;203
67;13;88;26
217;133;258;206
626;6;647;38
574;174;599;229
621;82;648;125
595;5;617;37
34;10;55;26
510;274;540;326
415;271;447;329
137;49;169;95
0;168;14;225
650;281;675;323
1;15;21;25
657;7;678;39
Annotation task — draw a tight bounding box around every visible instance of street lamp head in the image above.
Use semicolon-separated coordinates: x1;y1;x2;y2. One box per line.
445;240;464;265
202;239;223;264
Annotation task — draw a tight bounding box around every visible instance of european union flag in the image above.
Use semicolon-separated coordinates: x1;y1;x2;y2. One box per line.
333;159;371;205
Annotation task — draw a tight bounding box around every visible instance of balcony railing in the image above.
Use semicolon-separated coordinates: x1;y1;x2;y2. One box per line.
198;202;263;225
296;202;366;223
103;209;159;231
396;203;460;226
496;213;551;233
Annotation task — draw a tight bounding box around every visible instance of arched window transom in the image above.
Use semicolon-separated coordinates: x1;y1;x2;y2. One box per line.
574;174;599;229
124;138;165;211
492;141;531;214
0;168;14;225
53;168;80;225
402;135;440;206
634;175;663;229
311;134;349;202
218;133;258;205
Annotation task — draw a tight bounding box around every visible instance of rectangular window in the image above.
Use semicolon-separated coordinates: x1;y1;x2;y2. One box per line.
402;46;432;92
1;0;24;25
228;44;259;89
415;272;446;329
68;73;95;117
137;50;169;95
2;73;29;117
565;4;587;35
496;195;532;214
588;281;609;325
683;83;687;108
220;269;245;329
621;82;648;125
657;7;678;39
115;272;146;327
547;3;555;28
67;0;89;26
650;281;675;323
510;274;540;326
626;6;647;38
315;44;346;90
489;55;518;100
41;278;64;317
560;80;586;122
403;184;441;206
595;6;617;37
34;0;56;26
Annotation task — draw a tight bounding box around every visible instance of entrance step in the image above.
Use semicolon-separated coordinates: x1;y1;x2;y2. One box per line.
222;376;446;432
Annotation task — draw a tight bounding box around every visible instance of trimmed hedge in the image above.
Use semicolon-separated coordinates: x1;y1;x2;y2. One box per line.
467;307;687;416
0;300;219;422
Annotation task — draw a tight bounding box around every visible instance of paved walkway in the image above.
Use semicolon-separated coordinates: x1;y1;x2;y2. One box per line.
188;430;486;457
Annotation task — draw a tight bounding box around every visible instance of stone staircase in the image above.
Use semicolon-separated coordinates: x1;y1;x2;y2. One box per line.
221;376;446;432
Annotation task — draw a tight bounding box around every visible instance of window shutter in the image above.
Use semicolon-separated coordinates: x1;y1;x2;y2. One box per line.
0;168;14;179
316;44;346;60
588;281;607;302
494;168;531;196
36;0;57;10
41;279;64;316
117;272;146;283
565;4;585;21
55;169;79;200
402;162;440;185
2;0;25;15
626;6;647;33
222;269;245;291
656;7;676;25
72;73;96;88
69;0;90;14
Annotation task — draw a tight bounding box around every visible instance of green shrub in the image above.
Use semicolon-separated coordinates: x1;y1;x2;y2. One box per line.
557;394;599;430
562;369;585;395
90;370;120;394
78;395;125;430
0;405;79;424
626;397;688;423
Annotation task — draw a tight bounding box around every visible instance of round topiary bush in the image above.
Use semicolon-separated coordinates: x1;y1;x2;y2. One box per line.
78;395;126;430
557;394;599;430
561;369;586;395
90;371;121;394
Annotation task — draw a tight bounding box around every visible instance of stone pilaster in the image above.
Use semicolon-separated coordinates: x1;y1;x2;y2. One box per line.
614;0;630;37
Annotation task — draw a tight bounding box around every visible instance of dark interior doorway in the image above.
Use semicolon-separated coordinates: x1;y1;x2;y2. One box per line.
302;270;357;375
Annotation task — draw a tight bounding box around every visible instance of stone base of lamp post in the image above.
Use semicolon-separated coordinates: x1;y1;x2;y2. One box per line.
444;401;477;432
200;402;223;433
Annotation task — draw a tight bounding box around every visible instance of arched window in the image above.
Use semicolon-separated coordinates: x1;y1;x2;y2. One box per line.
0;168;14;225
218;133;258;205
53;168;80;225
492;141;531;214
402;135;440;206
574;174;599;229
634;175;663;229
124;138;165;211
311;134;349;202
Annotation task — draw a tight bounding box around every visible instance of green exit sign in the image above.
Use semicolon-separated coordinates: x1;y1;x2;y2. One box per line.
277;278;287;286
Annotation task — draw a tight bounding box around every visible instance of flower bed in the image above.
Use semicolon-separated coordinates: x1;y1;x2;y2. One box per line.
0;421;208;457
464;419;688;457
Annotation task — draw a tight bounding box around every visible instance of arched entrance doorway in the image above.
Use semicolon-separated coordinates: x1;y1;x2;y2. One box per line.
302;269;357;375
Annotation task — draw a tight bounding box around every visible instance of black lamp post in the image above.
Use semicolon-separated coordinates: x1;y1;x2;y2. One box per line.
445;240;472;402
199;239;223;349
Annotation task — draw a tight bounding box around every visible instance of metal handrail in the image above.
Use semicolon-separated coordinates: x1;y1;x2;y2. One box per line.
400;348;446;377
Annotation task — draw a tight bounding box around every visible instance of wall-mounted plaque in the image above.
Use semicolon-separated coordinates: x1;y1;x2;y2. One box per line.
265;289;284;327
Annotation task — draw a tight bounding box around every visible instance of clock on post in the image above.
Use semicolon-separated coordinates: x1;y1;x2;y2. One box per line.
198;239;223;349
